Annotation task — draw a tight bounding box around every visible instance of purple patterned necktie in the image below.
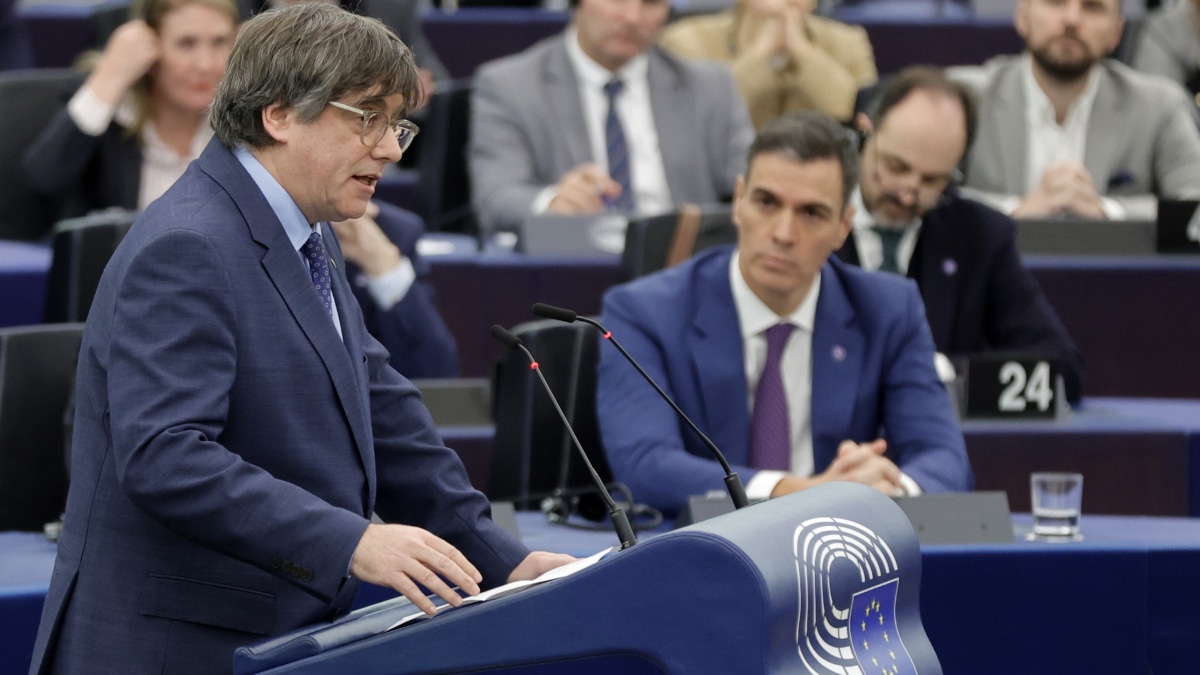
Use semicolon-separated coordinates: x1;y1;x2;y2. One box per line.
300;231;333;320
748;323;795;470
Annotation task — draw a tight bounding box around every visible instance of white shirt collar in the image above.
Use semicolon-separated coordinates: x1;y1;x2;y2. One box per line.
730;250;820;340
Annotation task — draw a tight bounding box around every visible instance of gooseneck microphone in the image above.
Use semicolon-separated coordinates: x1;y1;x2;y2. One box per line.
532;303;750;510
489;325;637;550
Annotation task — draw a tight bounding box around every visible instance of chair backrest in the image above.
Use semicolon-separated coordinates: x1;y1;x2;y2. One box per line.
0;323;84;531
0;68;81;241
489;319;611;517
43;209;137;323
415;78;477;235
621;204;736;279
1112;15;1144;66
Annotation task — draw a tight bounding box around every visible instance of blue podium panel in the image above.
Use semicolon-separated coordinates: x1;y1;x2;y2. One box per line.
240;484;939;675
922;544;1148;674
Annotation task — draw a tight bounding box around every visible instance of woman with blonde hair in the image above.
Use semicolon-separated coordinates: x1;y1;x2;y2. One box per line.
24;0;239;222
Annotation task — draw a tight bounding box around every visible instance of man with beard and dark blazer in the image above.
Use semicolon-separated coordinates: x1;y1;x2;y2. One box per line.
837;66;1084;404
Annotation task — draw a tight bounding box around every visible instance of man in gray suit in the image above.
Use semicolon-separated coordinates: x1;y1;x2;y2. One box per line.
951;0;1200;220
469;0;755;235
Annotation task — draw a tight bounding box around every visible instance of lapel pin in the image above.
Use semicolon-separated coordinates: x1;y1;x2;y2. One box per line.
832;345;847;362
942;258;957;277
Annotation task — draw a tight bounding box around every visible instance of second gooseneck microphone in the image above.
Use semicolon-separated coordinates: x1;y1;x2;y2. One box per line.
489;324;638;549
532;303;750;510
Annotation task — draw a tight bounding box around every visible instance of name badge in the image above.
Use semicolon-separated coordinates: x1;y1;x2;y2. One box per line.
962;354;1059;419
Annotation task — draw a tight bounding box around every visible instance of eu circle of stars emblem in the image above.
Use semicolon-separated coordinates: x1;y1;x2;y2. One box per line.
850;579;917;675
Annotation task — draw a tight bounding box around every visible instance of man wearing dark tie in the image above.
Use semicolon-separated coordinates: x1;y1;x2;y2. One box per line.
468;0;755;235
595;111;971;517
836;66;1084;404
29;5;572;673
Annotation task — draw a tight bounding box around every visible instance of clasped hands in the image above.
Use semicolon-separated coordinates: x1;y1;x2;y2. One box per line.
1012;161;1107;220
736;0;815;70
769;438;903;498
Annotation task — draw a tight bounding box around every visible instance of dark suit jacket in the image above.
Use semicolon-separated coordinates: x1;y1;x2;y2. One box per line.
23;95;142;224
596;247;972;516
348;202;459;379
836;192;1084;403
29;140;526;674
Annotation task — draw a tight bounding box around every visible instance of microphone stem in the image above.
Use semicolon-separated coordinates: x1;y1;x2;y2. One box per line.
579;317;750;509
522;345;638;549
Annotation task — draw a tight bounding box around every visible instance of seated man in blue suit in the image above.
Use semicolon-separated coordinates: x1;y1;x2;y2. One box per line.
597;111;972;517
836;66;1084;403
333;201;459;378
29;5;572;673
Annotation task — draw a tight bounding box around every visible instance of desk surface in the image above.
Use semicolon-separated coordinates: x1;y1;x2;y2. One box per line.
443;397;1200;518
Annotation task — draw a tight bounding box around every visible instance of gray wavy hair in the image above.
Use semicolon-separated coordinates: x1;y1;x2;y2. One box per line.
210;2;420;148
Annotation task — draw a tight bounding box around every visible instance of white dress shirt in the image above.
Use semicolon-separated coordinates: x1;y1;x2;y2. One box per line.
531;28;673;216
729;253;922;498
849;188;921;274
730;252;818;499
1014;56;1125;219
68;85;213;211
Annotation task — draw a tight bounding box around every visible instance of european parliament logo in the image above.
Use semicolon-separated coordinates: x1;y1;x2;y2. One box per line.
793;517;918;675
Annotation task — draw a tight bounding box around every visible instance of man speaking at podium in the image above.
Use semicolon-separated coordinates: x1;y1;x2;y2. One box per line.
596;112;972;517
29;5;571;673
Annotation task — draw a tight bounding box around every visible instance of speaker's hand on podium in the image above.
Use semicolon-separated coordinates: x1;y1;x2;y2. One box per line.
350;523;483;615
507;551;578;584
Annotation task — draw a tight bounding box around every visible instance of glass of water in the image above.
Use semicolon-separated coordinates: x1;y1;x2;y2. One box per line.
1029;472;1084;541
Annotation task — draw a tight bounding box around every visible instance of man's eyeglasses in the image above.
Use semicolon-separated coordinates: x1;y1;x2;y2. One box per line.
328;101;420;151
872;144;962;210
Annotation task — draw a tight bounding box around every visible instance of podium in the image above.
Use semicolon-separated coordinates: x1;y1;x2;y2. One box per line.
235;483;940;674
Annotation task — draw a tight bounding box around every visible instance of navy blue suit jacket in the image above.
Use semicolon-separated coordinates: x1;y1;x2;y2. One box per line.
30;140;526;674
596;247;972;516
836;192;1084;403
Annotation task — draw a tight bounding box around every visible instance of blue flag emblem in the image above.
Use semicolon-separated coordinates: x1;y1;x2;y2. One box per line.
793;517;921;674
849;579;917;675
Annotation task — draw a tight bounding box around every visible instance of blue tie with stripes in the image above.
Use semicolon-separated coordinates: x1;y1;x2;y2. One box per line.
603;79;635;213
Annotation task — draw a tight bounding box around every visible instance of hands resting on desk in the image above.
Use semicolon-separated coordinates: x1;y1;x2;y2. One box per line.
351;524;576;615
769;438;904;498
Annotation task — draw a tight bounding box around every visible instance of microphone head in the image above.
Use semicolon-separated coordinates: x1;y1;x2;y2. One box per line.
532;303;578;323
489;324;523;350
